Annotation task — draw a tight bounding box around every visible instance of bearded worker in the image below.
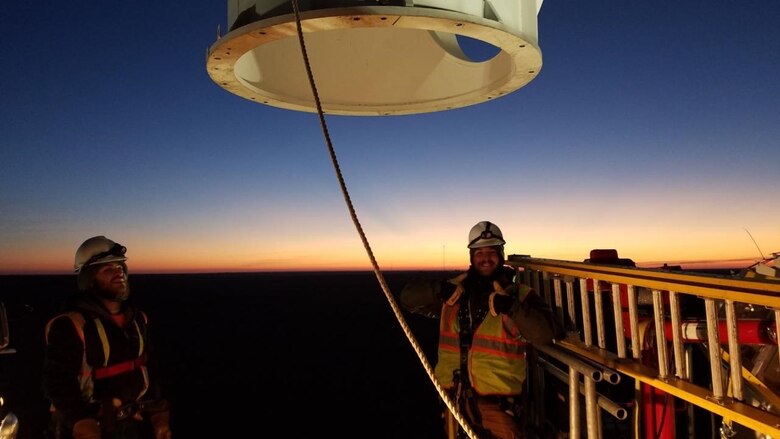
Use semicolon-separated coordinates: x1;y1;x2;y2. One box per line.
401;221;564;439
43;236;171;439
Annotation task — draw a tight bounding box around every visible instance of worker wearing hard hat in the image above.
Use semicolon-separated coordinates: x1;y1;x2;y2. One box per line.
43;236;172;439
401;221;564;439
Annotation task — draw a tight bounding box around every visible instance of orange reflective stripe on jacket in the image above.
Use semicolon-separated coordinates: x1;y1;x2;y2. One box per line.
434;276;530;395
46;313;95;399
45;311;149;401
93;354;147;379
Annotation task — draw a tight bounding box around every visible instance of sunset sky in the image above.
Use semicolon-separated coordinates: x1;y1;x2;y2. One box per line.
1;1;779;274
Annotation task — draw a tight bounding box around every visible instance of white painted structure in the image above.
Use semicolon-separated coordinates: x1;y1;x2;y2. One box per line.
207;0;544;115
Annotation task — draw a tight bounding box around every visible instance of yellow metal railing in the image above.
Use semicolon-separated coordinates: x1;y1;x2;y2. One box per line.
506;254;780;439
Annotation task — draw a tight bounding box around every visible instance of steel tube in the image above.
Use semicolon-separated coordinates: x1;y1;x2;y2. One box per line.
705;298;725;400
566;279;577;328
536;344;603;382
724;299;743;401
652;289;670;378
584;376;599;439
685;345;696;438
542;358;628;420
669;291;687;379
580;278;593;346
594;279;606;349
627;285;641;360
658;319;774;344
602;370;621;385
570;354;621;386
554;278;565;326
611;283;627;358
569;367;581;439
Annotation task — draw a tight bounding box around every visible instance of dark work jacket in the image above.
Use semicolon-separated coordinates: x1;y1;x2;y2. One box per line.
400;265;516;321
43;292;164;429
400;265;564;347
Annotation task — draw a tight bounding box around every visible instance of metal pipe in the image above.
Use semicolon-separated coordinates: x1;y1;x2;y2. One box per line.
705;298;725;400
554;278;564;326
611;283;627;358
652;289;669;378
542;271;552;307
724;299;743;401
627;285;641;360
594;279;606;349
584;376;599;439
541;358;628;420
580;278;593;346
572;355;621;386
685;344;696;438
569;367;581;439
602;370;621;385
566;279;577;329
657;319;774;345
669;291;687;380
536;344;603;382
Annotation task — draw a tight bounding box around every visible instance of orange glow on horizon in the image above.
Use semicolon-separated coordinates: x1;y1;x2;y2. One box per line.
0;255;760;275
0;227;774;275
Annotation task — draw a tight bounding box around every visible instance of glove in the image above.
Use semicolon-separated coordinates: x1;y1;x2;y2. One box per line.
72;418;101;439
150;410;172;439
400;277;461;318
513;292;566;345
439;282;457;302
489;292;516;316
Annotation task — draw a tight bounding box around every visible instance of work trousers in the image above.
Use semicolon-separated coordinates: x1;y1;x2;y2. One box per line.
49;416;153;439
444;395;525;439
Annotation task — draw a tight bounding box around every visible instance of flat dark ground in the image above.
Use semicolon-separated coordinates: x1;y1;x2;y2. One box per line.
0;271;448;438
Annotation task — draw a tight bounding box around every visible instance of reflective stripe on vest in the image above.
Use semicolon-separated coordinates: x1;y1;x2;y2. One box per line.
45;313;94;400
91;317;143;366
434;278;530;395
94;354;147;379
45;311;150;401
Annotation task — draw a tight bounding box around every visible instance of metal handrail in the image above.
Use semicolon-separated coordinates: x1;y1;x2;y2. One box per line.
507;255;780;438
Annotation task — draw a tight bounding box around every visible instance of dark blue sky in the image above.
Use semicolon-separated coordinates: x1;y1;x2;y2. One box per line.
2;1;779;273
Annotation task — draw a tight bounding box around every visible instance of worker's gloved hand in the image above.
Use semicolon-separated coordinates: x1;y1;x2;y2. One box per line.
513;292;566;345
72;418;101;439
150;410;172;439
489;292;516;316
400;277;458;319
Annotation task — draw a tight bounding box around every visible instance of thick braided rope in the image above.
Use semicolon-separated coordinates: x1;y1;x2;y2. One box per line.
289;2;477;438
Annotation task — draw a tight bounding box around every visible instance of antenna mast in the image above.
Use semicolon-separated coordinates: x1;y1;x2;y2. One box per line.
745;228;766;260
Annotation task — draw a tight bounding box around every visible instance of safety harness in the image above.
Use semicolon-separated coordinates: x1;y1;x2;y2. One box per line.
45;310;150;402
449;280;527;438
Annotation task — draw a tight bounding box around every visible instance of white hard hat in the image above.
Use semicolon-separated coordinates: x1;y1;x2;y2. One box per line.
467;221;506;249
74;236;127;273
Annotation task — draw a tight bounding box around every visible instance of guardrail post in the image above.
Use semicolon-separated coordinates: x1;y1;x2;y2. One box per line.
554;277;565;328
566;278;577;330
594;279;606;349
569;367;581;439
669;291;687;379
724;299;743;401
611;284;626;358
652;289;670;378
627;285;641;360
580;278;593;346
705;298;724;400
